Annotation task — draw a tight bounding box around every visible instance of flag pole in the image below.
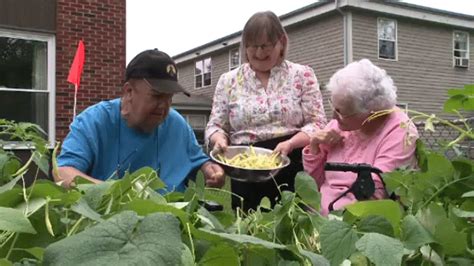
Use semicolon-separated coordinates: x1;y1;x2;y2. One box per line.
73;84;78;118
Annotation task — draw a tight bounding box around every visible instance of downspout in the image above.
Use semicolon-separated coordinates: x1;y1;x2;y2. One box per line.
335;0;353;65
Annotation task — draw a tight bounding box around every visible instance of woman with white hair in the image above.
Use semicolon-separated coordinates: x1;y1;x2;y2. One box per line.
303;59;418;216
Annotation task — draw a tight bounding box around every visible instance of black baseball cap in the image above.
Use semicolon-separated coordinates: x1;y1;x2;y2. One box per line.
125;49;190;96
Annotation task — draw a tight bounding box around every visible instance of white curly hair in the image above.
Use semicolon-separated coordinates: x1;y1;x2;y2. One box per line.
327;59;397;113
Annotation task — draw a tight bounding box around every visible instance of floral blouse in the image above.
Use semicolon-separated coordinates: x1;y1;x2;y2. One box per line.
205;60;327;145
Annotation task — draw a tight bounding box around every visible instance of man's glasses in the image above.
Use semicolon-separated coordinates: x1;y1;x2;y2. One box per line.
246;42;277;53
328;98;360;119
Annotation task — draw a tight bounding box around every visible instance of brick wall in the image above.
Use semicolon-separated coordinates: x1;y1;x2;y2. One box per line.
56;0;126;140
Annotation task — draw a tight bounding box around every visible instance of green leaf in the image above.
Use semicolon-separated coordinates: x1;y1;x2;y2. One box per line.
198;243;239;266
0;259;13;266
344;200;402;236
298;248;330;266
355;233;404;266
462;190;474;198
295;171;320;210
444;94;467;113
452;207;474;218
43;211;184;266
24;247;45;260
180;244;194;266
32;151;49;176
70;198;104;222
15;197;47;217
0;206;36;234
424;115;435;132
400;215;435;250
434;218;467;255
121;199;189;225
357;215;394;237
0;175;22;194
417;203;467;255
198;229;286;250
320;220;358;265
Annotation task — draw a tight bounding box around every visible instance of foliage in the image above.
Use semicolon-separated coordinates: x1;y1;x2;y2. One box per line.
0;86;473;265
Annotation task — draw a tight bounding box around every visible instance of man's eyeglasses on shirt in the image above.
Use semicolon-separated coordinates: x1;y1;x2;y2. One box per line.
328;98;360;119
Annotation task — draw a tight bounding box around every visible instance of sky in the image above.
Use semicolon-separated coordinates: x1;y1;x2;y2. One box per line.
126;0;474;63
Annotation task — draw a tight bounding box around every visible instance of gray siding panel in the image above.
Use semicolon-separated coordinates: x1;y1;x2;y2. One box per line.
352;11;474;116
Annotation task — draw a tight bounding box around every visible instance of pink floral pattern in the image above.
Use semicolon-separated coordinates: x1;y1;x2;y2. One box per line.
206;60;327;144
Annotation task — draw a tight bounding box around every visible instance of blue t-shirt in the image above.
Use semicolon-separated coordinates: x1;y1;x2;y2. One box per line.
57;98;209;192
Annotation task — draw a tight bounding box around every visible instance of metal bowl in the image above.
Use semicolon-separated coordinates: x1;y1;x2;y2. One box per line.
210;146;291;182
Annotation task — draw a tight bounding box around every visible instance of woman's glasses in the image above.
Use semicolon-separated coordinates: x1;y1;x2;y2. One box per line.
328;98;360;119
246;42;277;53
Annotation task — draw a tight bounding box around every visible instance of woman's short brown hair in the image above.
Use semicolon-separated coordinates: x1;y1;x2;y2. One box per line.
240;11;288;63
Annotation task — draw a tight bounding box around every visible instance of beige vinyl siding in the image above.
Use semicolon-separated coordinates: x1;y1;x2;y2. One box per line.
288;14;345;89
352;11;474;117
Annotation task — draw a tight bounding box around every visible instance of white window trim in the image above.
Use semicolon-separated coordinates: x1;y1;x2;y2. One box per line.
229;48;241;70
194;57;212;89
0;28;56;148
377;17;398;61
453;30;470;68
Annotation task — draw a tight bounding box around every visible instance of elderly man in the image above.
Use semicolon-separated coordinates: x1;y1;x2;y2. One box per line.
56;49;224;191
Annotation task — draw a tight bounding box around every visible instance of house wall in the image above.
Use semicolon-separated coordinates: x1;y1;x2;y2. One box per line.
351;11;474;116
56;0;126;140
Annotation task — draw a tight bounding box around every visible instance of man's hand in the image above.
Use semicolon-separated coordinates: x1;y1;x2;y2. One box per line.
201;161;225;188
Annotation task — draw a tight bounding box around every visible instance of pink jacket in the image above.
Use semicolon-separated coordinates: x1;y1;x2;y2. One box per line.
303;109;418;216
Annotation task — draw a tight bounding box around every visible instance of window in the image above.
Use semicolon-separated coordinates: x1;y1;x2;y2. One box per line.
229;48;240;70
183;114;207;130
453;31;469;68
0;29;55;145
195;58;211;88
378;18;397;60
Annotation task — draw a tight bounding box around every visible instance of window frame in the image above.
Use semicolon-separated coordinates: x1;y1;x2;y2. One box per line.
194;57;212;89
377;17;398;61
453;30;470;68
229;48;241;70
0;28;56;148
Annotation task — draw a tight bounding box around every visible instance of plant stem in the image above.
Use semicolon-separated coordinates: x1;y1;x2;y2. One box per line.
6;233;19;260
419;176;472;210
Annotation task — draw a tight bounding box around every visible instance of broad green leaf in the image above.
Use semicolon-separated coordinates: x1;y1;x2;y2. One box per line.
79;181;113;210
401;215;435;250
419;245;443;266
462;190;474;198
121;199;189;225
259;196;271;210
444;94;466;113
199;229;286;250
295;171;320;210
357;215;394;237
0;258;13;266
0;175;22;194
452;207;474;218
180;244;194;266
298;248;330;266
32;151;49;176
355;233;404;266
0;206;36;234
27;180;80;206
24;247;44;260
344;200;402;236
15;197;47;217
240;247;278;266
434;218;467;255
198;243;239;266
70;198;103;221
43;211;184;266
320;220;358;266
417;203;467;255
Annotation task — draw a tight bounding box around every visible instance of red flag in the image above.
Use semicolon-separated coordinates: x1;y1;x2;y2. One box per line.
67;40;85;88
